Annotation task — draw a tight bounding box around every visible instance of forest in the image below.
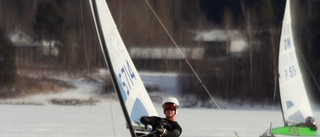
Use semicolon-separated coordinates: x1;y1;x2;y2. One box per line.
0;0;320;104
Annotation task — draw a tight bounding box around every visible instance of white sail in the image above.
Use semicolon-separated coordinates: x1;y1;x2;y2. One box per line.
278;0;313;124
89;0;158;132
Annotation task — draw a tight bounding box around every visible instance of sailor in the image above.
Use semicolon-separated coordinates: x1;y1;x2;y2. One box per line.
305;116;317;130
297;116;317;130
140;97;182;137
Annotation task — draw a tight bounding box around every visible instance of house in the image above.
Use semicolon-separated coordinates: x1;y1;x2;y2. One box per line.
129;47;204;60
9;30;61;66
9;30;39;66
127;29;248;71
40;40;60;57
129;29;248;60
193;29;248;58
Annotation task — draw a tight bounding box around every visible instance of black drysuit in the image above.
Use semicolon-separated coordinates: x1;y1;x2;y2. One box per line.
140;116;182;137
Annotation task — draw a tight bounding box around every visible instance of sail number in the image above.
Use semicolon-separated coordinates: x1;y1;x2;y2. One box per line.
284;65;296;79
288;127;299;135
118;60;137;96
284;37;291;50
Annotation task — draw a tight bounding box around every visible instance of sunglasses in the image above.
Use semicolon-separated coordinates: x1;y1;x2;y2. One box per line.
163;103;178;110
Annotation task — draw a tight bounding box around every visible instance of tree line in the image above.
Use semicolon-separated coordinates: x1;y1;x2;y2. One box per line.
0;0;320;103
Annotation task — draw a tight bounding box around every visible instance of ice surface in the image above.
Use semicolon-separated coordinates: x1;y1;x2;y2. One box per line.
1;72;319;137
2;103;319;137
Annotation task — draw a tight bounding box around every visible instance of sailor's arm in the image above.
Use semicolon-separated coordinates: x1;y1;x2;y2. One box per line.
140;116;161;125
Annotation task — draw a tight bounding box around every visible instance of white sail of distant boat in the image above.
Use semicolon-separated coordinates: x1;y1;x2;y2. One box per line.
89;0;158;136
261;0;317;136
278;0;313;124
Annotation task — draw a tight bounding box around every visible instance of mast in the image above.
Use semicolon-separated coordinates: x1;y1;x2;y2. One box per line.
89;0;136;136
277;0;287;126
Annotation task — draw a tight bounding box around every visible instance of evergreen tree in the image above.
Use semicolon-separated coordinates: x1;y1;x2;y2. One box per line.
33;1;65;42
0;28;16;89
33;1;71;65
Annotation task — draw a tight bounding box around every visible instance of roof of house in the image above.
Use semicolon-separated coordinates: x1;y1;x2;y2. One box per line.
193;29;244;42
129;47;204;59
194;29;248;53
9;30;37;46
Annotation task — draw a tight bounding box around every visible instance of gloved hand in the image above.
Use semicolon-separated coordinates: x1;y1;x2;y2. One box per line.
140;117;149;129
155;127;167;136
140;117;149;124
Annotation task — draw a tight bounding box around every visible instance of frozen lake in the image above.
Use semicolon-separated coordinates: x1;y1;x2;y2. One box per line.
1;102;319;137
1;72;319;137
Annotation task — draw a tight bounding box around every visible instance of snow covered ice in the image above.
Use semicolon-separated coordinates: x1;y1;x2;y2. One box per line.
3;103;319;137
1;72;319;137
